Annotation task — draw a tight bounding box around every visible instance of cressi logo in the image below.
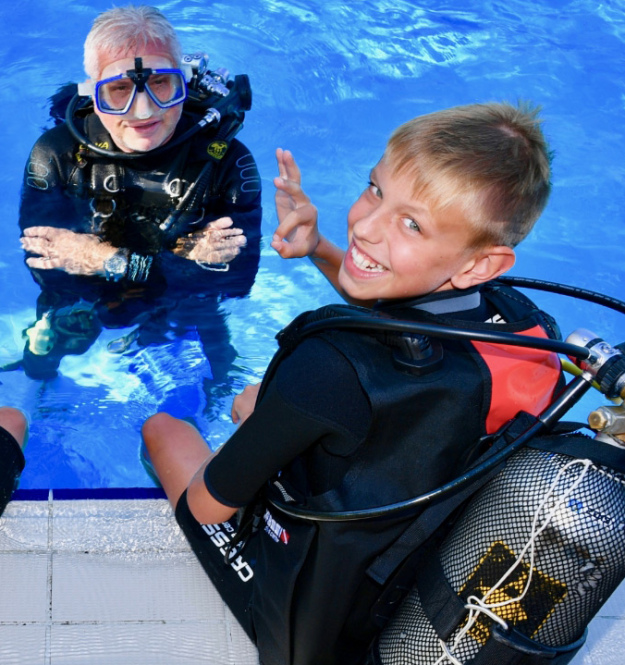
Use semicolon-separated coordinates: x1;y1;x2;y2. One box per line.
263;509;290;544
207;141;228;159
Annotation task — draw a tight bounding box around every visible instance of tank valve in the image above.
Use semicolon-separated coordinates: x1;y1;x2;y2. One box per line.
588;405;625;448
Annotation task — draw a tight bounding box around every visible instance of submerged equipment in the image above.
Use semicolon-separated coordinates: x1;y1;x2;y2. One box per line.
65;52;252;160
257;276;625;665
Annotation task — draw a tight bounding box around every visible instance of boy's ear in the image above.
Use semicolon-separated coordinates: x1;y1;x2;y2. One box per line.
451;245;516;290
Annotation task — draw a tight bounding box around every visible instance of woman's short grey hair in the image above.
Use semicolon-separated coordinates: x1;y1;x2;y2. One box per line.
84;5;182;79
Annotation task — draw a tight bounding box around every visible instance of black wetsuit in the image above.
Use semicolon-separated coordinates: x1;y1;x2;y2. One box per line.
18;110;262;379
0;427;24;518
174;283;563;665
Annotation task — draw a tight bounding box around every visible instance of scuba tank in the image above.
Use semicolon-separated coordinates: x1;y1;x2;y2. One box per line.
369;330;625;665
374;444;625;664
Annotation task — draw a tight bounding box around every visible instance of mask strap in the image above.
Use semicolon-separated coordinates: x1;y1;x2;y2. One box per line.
127;57;152;93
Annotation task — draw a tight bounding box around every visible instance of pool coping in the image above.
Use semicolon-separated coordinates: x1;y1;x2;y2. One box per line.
13;487;167;500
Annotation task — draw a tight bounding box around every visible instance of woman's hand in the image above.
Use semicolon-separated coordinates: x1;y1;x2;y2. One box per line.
173;217;246;266
21;226;117;276
272;148;320;259
231;382;261;426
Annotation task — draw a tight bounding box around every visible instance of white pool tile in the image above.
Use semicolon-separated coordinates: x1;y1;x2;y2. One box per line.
51;550;229;623
0;551;49;622
50;622;257;665
0;499;49;552
577;617;625;665
0;625;49;665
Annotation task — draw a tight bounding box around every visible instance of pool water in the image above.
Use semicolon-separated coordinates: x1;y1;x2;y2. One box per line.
0;0;623;489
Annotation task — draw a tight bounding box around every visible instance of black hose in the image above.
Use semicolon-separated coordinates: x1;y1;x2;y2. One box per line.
499;276;625;316
268;375;593;521
299;316;593;361
64;94;211;160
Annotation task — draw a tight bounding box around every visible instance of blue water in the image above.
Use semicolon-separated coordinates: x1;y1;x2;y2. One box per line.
0;0;623;489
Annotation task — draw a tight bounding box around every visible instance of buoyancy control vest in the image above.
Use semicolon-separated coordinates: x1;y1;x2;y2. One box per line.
246;282;565;665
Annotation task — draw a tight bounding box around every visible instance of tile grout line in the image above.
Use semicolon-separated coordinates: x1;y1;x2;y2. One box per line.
45;490;54;665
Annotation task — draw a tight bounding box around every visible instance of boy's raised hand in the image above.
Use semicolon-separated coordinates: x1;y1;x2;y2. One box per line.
272;148;320;259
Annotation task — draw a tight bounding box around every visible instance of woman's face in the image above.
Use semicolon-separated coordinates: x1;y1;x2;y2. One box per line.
92;47;183;153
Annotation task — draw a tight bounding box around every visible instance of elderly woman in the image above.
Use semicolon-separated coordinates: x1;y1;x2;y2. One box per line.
17;5;261;381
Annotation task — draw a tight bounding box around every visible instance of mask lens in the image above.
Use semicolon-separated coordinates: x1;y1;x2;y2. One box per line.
97;77;135;113
146;72;186;106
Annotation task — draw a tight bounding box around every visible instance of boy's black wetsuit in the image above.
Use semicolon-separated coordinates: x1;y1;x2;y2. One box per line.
0;427;24;518
18;110;262;379
175;281;563;665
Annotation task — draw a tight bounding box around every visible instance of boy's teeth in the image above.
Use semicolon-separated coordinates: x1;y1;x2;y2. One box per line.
351;245;384;272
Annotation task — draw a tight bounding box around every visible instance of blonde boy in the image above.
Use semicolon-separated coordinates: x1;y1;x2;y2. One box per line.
143;102;560;665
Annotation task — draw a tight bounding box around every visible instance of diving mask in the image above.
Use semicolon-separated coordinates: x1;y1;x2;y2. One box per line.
78;57;188;115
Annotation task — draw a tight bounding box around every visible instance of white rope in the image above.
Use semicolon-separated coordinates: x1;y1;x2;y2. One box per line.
433;456;593;664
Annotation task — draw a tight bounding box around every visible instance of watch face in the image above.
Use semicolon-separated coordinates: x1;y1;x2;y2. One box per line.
105;253;127;277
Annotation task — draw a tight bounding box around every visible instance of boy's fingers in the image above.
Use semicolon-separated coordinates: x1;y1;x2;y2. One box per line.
281;150;300;182
270;238;298;259
276;147;287;179
275;148;301;184
273;204;317;242
274;176;310;205
273;213;301;242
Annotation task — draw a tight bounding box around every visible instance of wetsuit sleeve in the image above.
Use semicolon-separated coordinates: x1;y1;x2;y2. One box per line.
19;125;88;234
206;139;262;297
205;337;371;507
18;126;98;307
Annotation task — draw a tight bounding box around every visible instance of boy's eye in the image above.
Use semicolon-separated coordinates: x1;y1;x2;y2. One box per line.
367;181;382;198
402;217;421;232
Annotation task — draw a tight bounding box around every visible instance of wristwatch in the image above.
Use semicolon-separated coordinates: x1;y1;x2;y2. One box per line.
103;250;129;282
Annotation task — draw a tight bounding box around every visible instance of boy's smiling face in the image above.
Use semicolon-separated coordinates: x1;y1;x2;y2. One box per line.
339;158;498;302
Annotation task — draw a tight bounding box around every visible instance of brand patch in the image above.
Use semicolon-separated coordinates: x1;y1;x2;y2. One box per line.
201;521;254;582
263;509;290;544
207;140;229;159
460;540;567;644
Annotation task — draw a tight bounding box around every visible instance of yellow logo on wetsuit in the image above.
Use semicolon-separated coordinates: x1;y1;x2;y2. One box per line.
207;141;228;160
76;141;110;163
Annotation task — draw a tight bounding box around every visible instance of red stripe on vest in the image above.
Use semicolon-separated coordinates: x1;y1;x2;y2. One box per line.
472;325;561;434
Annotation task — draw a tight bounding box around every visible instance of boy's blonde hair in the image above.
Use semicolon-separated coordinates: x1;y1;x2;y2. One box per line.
385;102;552;248
84;5;182;80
